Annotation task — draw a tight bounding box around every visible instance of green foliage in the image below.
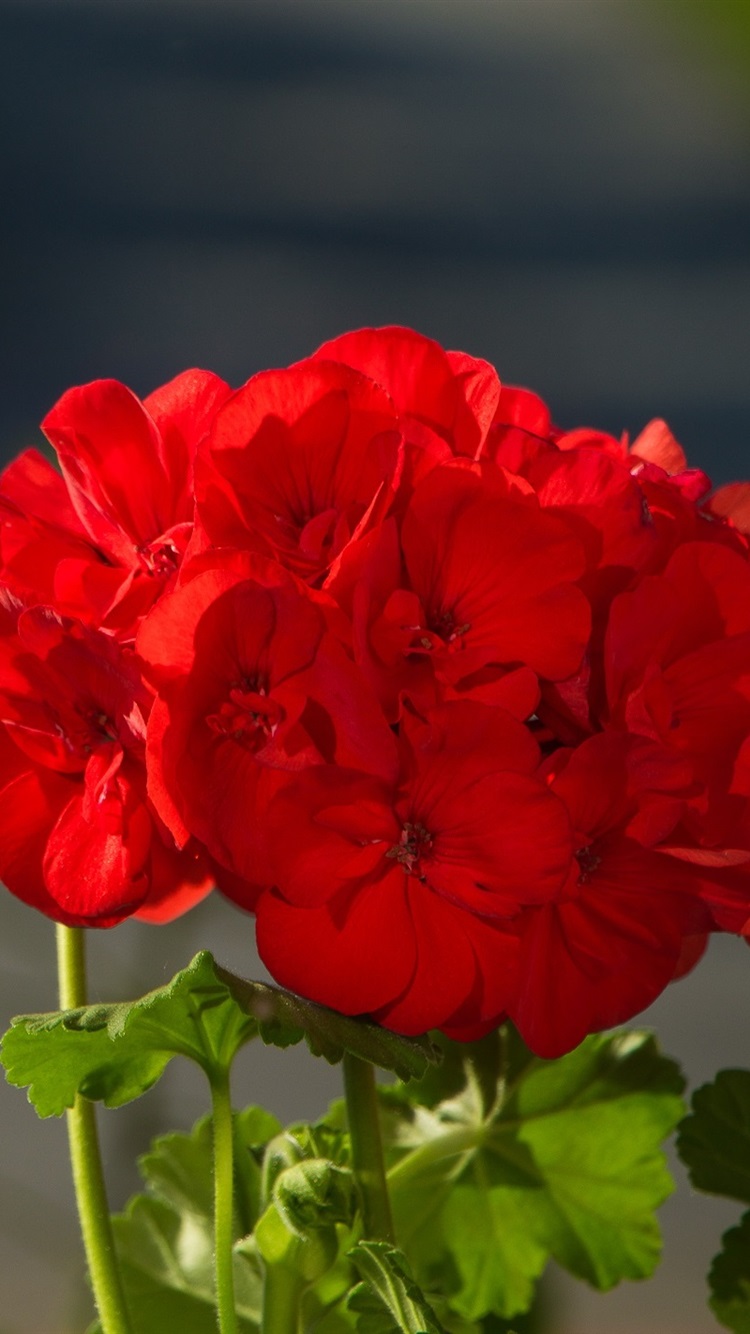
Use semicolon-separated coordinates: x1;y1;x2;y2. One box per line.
348;1241;447;1333
383;1028;684;1321
89;1108;361;1334
1;951;439;1116
677;1069;750;1332
677;1069;750;1205
709;1211;750;1333
88;1112;276;1334
141;1107;280;1236
255;1131;358;1286
3;947;690;1330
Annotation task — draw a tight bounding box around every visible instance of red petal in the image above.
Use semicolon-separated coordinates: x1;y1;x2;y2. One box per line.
511;840;705;1057
143;368;231;512
134;836;214;923
708;482;750;535
630;419;687;474
377;879;479;1033
256;870;416;1015
43;380;173;560
44;781;152;922
0;765;85;924
0;448;87;539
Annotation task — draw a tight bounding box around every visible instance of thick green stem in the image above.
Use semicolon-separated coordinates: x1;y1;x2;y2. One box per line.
261;1265;304;1334
342;1052;394;1242
211;1069;239;1334
55;925;132;1334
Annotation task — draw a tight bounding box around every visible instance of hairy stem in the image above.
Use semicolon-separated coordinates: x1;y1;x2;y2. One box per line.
261;1264;304;1334
56;924;132;1334
211;1068;239;1334
342;1052;394;1242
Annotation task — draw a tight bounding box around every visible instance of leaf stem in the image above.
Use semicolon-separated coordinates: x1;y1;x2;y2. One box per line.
210;1068;240;1334
342;1051;394;1242
387;1124;480;1189
55;924;132;1334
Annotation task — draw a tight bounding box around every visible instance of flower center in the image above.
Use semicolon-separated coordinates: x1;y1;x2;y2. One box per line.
206;681;282;750
427;606;471;646
575;844;602;886
385;821;433;877
138;539;181;578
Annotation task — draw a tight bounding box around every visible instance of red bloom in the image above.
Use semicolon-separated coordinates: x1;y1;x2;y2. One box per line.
313;325;501;486
491;409;740;601
0;370;230;637
510;733;712;1057
195;359;402;585
604;542;750;811
3;328;749;1054
137;551;395;885
0;599;210;924
256;703;572;1034
330;463;590;720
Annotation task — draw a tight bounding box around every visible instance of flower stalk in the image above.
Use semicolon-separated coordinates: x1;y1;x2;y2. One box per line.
55;924;132;1334
261;1265;304;1334
342;1051;394;1243
210;1067;239;1334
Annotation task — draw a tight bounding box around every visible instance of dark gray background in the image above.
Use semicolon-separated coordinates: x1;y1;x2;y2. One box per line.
1;2;749;1330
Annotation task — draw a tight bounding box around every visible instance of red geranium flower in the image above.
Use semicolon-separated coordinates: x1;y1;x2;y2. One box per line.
330;462;590;720
137;550;395;885
0;598;210;924
0;370;230;637
195;359;403;585
510;733;713;1057
604;541;750;813
255;703;573;1034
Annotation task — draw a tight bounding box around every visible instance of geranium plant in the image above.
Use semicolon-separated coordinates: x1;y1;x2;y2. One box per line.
1;325;749;1332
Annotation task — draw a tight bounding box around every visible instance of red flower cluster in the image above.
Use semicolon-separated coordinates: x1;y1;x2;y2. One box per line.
3;328;750;1055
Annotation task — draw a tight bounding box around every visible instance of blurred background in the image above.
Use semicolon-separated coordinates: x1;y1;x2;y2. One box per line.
1;1;750;1330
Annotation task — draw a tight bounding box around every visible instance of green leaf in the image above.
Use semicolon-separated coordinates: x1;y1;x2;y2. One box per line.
349;1241;447;1333
709;1210;750;1333
394;1027;532;1116
677;1070;750;1205
1;951;439;1116
676;1072;750;1331
88;1111;279;1334
140;1107;281;1237
109;1195;262;1333
385;1028;684;1321
215;961;440;1078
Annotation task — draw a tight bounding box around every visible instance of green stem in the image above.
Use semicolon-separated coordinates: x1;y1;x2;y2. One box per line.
55;925;132;1334
342;1052;394;1242
261;1265;304;1334
387;1124;479;1189
211;1068;239;1334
